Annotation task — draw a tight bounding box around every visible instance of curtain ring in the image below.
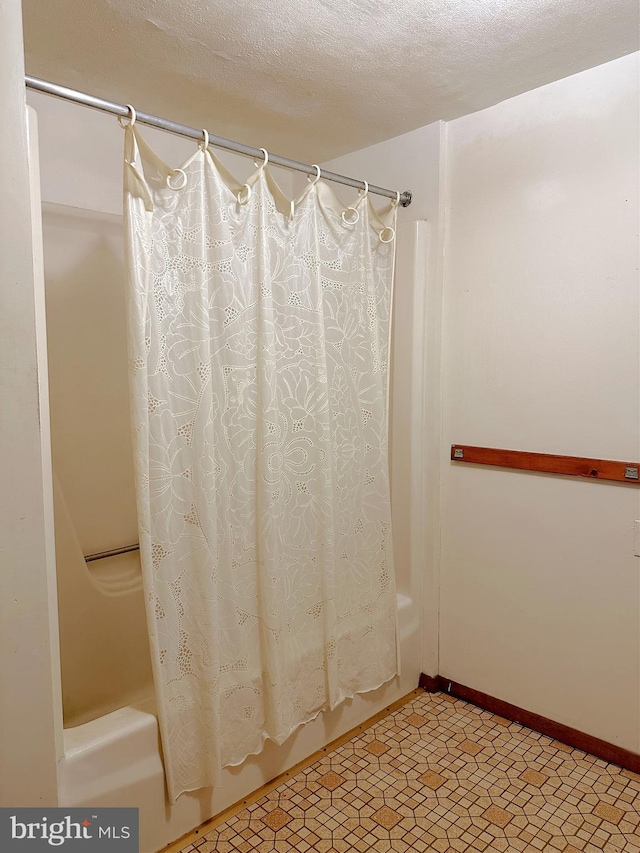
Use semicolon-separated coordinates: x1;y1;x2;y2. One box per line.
341;207;360;226
393;190;400;207
200;129;209;151
254;148;269;170
308;165;321;187
379;226;395;243
117;104;137;128
359;180;369;201
167;168;187;191
238;184;252;205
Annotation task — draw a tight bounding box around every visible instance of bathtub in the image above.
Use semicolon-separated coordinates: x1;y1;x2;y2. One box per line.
58;593;417;853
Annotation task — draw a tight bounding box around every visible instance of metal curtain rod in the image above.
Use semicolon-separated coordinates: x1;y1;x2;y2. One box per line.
25;76;413;207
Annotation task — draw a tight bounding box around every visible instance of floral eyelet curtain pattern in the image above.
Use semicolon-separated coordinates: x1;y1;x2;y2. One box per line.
123;126;400;801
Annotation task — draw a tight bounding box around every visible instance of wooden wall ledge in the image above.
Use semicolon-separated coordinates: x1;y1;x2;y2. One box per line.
450;445;640;485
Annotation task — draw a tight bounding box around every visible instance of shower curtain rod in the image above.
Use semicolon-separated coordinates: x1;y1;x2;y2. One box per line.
25;76;413;207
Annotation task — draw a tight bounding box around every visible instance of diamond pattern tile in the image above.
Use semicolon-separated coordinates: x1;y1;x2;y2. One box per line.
405;713;427;728
593;801;624;824
419;769;446;790
364;739;390;756
372;805;403;829
520;768;548;787
317;771;345;791
483;804;513;827
261;807;291;831
459;739;483;756
179;690;640;852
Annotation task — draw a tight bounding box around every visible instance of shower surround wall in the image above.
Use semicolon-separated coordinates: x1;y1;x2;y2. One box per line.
28;90;427;851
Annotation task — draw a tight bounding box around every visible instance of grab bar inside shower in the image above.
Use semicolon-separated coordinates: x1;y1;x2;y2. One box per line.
85;543;140;563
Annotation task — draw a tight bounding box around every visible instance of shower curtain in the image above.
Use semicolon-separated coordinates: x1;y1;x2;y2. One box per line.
123;125;399;801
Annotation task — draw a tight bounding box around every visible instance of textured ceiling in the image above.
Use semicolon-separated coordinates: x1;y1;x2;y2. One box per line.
23;0;639;162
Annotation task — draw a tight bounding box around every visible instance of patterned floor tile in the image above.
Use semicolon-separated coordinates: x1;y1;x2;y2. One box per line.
182;691;640;852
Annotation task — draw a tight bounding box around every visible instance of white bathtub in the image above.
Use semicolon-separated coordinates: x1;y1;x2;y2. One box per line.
59;593;418;853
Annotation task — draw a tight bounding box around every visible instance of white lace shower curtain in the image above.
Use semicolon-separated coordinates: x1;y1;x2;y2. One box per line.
123;125;399;801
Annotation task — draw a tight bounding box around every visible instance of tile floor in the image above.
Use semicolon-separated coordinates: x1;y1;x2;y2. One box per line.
178;689;640;852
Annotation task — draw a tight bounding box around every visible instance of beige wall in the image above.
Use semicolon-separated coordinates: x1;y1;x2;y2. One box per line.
0;0;63;805
440;53;640;750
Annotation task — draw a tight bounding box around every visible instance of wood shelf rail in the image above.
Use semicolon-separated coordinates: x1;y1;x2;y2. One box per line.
450;445;640;484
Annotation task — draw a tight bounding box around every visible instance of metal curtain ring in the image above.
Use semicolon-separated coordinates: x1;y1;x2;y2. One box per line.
200;129;209;151
341;207;360;226
117;104;137;128
166;169;187;191
379;226;396;243
237;183;252;205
